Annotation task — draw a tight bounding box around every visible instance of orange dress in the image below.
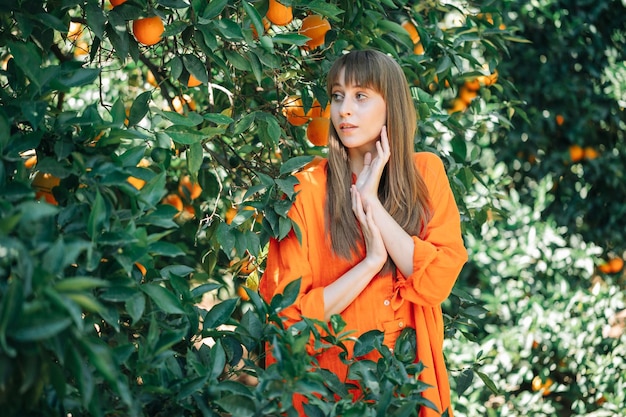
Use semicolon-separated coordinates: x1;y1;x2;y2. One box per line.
260;152;468;416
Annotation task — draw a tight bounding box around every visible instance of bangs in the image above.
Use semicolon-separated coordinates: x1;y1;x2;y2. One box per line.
327;50;383;94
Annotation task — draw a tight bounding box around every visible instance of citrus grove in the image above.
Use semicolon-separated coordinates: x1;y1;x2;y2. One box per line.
1;0;623;416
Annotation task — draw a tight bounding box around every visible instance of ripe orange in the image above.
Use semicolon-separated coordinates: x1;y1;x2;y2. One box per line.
32;172;60;205
73;40;90;57
187;74;202;87
306;117;330;146
531;375;553;396
225;206;237;224
110;0;127;6
458;85;478;105
281;95;309;126
307;99;330;118
162;193;183;212
555;114;565;126
401;20;419;44
178;175;202;200
68;21;83;41
568;144;584;163
127;176;146;190
146;70;158;87
448;98;467;114
464;78;481;91
132;16;164;46
477;70;498;86
401;21;424;54
266;0;293;26
237;285;251;301
240;258;257;275
24;154;37;169
583;146;599;160
609;257;624;273
299;15;331;49
169;94;196;114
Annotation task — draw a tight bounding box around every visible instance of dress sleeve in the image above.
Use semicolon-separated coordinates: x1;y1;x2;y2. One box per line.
393;153;468;307
259;184;326;326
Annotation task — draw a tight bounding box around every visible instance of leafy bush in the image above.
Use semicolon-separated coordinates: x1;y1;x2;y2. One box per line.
0;0;517;416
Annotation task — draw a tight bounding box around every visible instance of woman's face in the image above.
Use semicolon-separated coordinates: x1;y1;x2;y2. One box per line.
330;68;387;154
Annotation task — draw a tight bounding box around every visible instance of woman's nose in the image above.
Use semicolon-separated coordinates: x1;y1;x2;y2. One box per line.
338;99;352;116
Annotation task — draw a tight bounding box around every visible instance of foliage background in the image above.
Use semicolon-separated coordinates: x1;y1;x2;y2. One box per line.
0;0;624;416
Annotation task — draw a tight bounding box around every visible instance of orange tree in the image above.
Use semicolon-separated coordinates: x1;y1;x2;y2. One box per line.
493;0;626;268
443;0;626;415
0;0;518;415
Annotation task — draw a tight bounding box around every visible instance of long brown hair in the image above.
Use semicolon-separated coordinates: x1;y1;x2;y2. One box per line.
325;49;432;270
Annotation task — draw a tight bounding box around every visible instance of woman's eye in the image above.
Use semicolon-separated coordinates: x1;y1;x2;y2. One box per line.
331;93;343;101
356;93;367;100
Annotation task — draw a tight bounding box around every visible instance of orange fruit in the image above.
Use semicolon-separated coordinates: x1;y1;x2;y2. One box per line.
464;78;481;91
281;95;309;126
132;16;164;46
240;258;257;275
225;206;237;224
127;176;146;190
162;193;183;212
110;0;127;6
146;70;158;87
24;154;37;169
187;74;203;87
555;114;564;126
401;21;424;54
306;117;330;146
266;0;293;26
583;146;599;160
568;144;584;163
531;376;554;396
477;70;498;86
68;21;83;41
32;172;60;205
402;20;419;44
169;94;196;114
237;285;251;301
73;40;90;57
609;257;624;273
458;85;478;105
299;15;331;49
306;99;330;118
178;175;202;200
448;98;467;114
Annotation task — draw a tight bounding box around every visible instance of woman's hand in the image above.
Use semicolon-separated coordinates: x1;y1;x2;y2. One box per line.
354;126;391;211
351;184;387;270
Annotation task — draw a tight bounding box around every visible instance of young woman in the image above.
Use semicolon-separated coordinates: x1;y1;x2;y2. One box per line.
260;49;468;416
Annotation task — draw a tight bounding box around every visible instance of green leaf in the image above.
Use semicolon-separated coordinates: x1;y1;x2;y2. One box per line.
187;141;204;178
353;329;384;357
138;171;167;209
279;155;314;175
182;53;208;84
0;108;9;153
12;316;72;341
141;283;185;314
87;190;107;239
203;298;238;329
455;368;474;395
202;0;228;20
165;126;207;145
148;241;185;257
208;340;227;380
125;292;146;324
242;1;264;40
476;370;500;394
157;109;204;126
54;277;109;292
279;278;300;310
7;41;43;86
54;66;100;90
127;91;152;127
215;394;255;417
0;278;23;357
